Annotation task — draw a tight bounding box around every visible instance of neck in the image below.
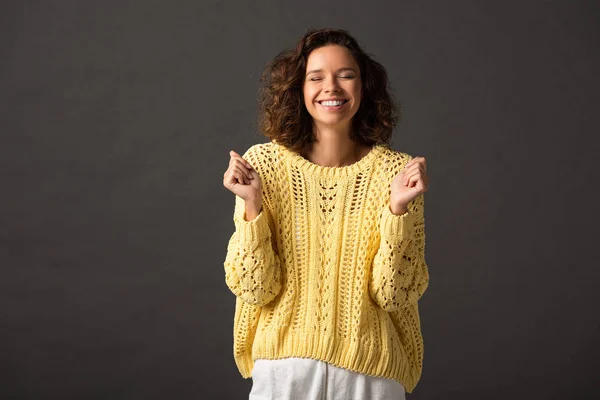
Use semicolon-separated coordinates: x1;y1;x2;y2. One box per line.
301;124;368;168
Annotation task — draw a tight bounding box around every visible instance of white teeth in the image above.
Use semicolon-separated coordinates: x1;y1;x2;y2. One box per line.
320;100;345;106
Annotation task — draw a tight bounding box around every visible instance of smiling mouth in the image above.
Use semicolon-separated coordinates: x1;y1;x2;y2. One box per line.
318;100;349;106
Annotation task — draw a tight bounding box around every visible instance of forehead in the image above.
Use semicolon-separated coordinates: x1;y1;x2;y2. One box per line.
305;45;358;70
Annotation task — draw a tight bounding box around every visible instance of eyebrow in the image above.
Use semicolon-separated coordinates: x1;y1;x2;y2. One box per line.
306;67;357;76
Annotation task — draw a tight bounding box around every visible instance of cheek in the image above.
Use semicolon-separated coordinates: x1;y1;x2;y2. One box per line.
302;87;309;102
351;85;361;106
303;89;316;108
354;83;362;99
344;82;360;99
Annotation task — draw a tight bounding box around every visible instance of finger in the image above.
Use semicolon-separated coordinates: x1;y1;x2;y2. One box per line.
237;159;255;177
404;161;421;173
404;157;420;170
227;169;239;185
236;167;250;185
235;161;253;180
233;164;253;181
225;169;238;186
416;157;426;173
402;162;421;183
228;156;249;175
228;167;248;185
404;170;422;187
406;162;425;178
407;173;421;188
230;150;254;170
234;169;249;185
422;170;428;186
229;151;244;166
413;170;426;189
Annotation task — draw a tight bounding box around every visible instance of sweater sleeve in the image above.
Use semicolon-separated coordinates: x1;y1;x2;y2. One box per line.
223;179;282;307
369;192;429;312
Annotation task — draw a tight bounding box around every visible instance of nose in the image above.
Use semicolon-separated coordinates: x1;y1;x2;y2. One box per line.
324;76;341;93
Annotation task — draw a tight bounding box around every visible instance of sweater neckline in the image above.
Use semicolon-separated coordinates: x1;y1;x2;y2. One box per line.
274;141;384;178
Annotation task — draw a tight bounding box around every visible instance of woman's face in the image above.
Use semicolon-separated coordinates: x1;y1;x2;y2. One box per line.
303;44;362;132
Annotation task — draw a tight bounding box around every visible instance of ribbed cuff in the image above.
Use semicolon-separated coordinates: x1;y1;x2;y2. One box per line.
234;206;271;245
380;203;415;240
235;353;254;379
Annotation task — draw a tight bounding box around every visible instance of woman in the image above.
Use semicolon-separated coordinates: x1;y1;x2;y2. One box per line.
222;28;429;399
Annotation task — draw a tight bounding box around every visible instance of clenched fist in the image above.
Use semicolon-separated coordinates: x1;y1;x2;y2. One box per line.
223;150;263;220
390;156;428;215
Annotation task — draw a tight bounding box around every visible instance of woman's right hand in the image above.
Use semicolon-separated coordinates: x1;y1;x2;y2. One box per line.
223;150;262;205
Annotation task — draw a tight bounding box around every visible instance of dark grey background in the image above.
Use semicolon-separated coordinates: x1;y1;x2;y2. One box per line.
2;1;599;399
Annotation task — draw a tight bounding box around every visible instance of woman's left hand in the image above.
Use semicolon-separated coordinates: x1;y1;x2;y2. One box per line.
390;156;429;214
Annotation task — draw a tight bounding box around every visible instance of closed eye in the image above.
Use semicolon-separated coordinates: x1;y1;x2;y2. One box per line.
310;76;355;81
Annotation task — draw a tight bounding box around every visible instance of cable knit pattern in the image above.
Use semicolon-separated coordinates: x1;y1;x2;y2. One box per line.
223;140;429;393
224;195;282;306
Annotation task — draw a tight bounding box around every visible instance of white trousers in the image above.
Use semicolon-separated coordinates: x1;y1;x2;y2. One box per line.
249;357;406;400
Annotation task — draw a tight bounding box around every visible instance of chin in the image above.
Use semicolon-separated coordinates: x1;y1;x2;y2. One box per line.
316;119;352;128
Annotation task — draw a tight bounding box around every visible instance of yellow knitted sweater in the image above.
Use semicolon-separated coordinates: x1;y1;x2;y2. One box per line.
223;140;429;393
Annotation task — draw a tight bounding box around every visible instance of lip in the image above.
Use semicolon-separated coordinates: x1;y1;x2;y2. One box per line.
317;98;348;103
317;99;348;111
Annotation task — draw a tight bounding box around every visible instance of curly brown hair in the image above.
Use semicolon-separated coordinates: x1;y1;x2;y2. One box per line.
257;28;399;153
